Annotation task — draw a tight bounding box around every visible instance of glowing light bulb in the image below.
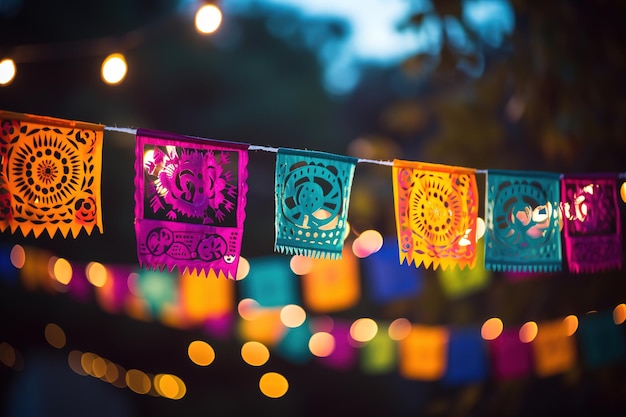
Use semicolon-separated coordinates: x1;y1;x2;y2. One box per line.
195;4;222;34
0;58;16;85
101;53;127;85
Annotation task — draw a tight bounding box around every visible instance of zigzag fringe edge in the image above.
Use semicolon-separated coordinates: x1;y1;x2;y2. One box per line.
486;263;562;273
274;245;342;260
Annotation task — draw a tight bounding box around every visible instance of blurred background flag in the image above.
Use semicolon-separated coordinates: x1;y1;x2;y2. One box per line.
444;327;488;384
437;243;491;299
180;269;235;323
276;321;313;364
362;237;423;304
488;328;532;380
531;319;577;377
360;323;397;375
317;320;357;371
579;311;626;369
301;247;360;313
398;324;448;380
239;256;298;307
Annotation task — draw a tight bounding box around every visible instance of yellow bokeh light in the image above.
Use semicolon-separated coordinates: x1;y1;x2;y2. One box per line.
101;53;127;85
92;357;107;378
613;304;626;325
388;318;412;341
289;255;314;275
280;304;306;328
195;4;222;34
563;314;578;336
187;340;215;366
0;58;16;85
44;322;66;349
154;373;186;400
481;317;503;341
241;341;270;366
52;257;73;285
620;182;626;203
518;321;538;343
350;318;378;343
259;372;289;398
126;369;151;394
236;256;250;280
10;244;25;269
81;352;98;376
104;361;120;384
308;331;335;357
86;262;107;287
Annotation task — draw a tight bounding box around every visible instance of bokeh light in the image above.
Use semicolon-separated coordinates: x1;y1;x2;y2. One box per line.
562;315;578;336
237;298;260;320
236;256;250;280
388;318;412;341
0;342;16;368
154;373;186;400
195;4;222;34
101;53;127;85
68;350;87;376
0;58;16;85
126;369;151;394
518;321;538;343
620;182;626;203
52;257;73;285
476;217;486;240
613;304;626;325
280;304;306;328
289;255;314;275
481;317;503;340
10;244;25;269
308;331;335;357
241;341;270;366
352;229;384;258
188;340;216;366
86;262;107;287
259;372;288;398
44;322;66;348
350;318;378;343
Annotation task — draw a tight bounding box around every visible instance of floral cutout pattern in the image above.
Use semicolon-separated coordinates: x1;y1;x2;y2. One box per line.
484;170;562;272
561;174;621;273
274;148;357;259
392;160;478;271
0;111;103;238
134;129;248;278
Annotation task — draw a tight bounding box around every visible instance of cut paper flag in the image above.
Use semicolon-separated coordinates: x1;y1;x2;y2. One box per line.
276;322;313;364
561;174;622;273
301;247;360;313
392;160;479;271
239;256;298;308
444;328;488;384
362;237;423;304
134;129;249;279
398;324;449;380
485;170;562;272
578;312;626;369
488;328;532;380
274;148;357;259
0;110;104;238
531;320;576;377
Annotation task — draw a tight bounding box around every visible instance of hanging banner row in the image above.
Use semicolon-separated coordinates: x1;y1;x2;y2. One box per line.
0;110;623;278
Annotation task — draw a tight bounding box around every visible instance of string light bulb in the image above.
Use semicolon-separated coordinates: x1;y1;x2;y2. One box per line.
0;58;16;86
101;53;127;85
195;3;222;35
